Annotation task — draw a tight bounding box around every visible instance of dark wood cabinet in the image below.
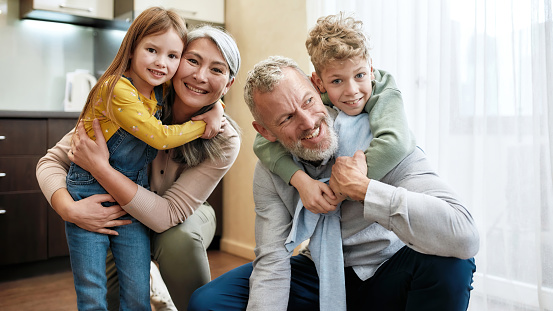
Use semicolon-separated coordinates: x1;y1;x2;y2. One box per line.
0;193;48;264
0;111;78;265
46;118;79;258
0;119;47;156
0;110;225;265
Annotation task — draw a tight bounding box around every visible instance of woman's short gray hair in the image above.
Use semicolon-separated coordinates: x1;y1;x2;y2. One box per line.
162;25;242;167
187;25;241;80
243;56;307;123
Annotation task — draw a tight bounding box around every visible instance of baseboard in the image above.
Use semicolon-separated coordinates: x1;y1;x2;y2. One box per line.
220;238;255;260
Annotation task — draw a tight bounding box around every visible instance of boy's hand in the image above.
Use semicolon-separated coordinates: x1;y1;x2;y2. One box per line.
192;101;225;139
290;170;339;214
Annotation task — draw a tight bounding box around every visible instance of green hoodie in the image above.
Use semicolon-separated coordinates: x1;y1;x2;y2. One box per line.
253;69;416;184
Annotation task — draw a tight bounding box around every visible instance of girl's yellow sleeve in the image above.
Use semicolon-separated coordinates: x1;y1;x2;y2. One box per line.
108;79;206;150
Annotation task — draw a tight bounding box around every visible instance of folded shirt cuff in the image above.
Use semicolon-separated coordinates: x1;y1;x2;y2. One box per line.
363;180;396;229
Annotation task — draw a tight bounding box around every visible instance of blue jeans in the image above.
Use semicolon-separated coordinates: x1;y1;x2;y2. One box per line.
66;216;151;311
188;246;476;311
66;126;158;310
106;202;218;311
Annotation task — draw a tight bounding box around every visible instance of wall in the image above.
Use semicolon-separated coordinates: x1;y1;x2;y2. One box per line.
0;0;125;111
221;0;310;260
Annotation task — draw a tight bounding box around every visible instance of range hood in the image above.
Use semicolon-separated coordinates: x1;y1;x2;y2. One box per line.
20;0;133;30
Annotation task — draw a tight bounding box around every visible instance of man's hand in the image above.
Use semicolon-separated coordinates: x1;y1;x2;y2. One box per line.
329;150;370;202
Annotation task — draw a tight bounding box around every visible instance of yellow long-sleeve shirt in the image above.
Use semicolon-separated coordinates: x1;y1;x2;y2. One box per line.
83;77;206;150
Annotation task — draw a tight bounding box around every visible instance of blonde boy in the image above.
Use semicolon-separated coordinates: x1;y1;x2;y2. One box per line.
254;12;416;212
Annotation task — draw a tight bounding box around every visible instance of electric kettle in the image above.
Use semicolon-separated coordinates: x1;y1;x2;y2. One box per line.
64;69;97;112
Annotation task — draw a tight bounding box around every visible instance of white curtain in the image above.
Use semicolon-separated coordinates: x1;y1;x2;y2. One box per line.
307;0;553;310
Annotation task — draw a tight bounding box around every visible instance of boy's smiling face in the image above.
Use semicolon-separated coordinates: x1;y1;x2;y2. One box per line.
313;56;374;116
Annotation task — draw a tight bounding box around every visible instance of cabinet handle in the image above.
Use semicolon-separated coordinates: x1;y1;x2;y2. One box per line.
0;136;5;140
0;210;5;214
0;173;5;177
59;4;93;13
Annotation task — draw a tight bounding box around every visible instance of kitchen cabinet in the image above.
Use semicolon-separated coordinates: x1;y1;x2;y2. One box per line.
22;0;114;20
0;111;226;264
20;0;132;30
134;0;225;25
0;111;79;265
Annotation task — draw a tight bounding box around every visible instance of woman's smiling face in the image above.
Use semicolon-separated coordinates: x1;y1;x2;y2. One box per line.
172;37;233;111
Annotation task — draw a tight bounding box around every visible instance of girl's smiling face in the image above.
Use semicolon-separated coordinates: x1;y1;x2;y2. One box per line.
126;28;184;97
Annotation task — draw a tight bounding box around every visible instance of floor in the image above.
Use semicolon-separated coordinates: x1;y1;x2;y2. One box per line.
0;250;250;311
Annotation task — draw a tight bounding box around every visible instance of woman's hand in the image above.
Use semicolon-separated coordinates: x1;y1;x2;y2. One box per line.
69;119;110;175
69;118;138;207
192;101;225;139
70;194;130;235
51;189;130;235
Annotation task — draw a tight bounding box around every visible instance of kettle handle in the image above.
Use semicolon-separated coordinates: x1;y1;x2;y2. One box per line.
85;74;98;90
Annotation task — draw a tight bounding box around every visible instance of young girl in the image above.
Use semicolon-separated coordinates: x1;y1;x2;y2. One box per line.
65;7;223;310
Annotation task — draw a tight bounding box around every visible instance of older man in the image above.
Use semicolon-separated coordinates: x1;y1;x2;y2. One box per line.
188;56;479;311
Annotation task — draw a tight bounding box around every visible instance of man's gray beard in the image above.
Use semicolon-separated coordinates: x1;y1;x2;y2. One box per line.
281;115;338;162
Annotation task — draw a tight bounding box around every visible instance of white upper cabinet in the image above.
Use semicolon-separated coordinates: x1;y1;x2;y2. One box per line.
134;0;224;24
27;0;114;20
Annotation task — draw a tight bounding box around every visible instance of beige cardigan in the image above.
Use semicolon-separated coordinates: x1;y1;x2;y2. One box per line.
36;125;240;233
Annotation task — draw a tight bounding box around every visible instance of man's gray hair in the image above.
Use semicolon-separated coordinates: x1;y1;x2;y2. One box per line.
188;25;241;80
243;56;308;123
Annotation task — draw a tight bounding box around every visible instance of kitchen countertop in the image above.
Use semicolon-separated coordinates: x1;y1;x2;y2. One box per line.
0;110;81;119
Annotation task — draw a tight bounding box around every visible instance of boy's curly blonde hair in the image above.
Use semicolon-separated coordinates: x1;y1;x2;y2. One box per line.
306;12;371;75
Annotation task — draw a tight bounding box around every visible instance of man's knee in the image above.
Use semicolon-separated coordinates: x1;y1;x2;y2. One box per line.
411;253;476;308
188;284;213;311
432;256;476;294
401;252;476;310
189;263;253;311
188;281;249;311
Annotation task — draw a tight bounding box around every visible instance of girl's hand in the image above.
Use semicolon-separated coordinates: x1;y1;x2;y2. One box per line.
192;101;225;139
69;119;110;175
290;170;340;214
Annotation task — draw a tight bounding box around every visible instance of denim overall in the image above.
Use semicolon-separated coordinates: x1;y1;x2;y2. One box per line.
66;78;163;311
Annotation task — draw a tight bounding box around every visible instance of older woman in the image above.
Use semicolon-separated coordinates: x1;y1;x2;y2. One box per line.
36;25;241;310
